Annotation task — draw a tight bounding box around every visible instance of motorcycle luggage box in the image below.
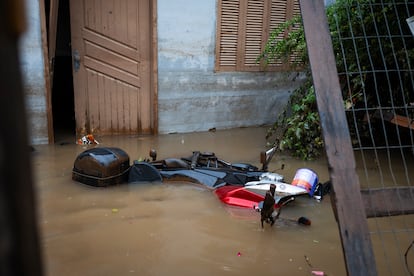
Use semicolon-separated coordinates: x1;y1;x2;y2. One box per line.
72;147;130;187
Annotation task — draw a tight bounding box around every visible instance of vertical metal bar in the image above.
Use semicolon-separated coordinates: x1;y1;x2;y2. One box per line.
298;1;377;275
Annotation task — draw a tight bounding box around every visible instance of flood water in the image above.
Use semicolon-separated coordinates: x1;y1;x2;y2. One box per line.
31;127;412;275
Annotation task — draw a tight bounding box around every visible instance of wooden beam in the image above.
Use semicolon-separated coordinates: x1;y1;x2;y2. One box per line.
298;1;377;275
47;0;59;95
39;0;55;144
362;187;414;218
0;1;43;274
151;0;159;134
48;0;59;66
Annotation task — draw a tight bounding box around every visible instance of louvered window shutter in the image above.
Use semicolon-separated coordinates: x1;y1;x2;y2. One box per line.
215;0;300;72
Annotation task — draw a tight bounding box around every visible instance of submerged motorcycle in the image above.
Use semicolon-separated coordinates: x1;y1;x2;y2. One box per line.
73;146;321;211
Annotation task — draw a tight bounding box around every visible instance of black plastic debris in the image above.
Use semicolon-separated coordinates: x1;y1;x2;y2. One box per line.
72;147;130;187
128;161;162;183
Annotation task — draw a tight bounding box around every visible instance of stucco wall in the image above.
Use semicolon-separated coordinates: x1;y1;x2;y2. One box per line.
20;0;48;144
157;0;305;134
21;0;305;144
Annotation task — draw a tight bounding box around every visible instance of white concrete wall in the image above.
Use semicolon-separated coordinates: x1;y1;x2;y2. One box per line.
21;0;305;144
157;0;304;134
20;0;49;144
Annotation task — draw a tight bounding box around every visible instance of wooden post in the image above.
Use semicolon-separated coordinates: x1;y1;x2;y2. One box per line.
0;1;43;275
40;0;55;144
298;1;377;275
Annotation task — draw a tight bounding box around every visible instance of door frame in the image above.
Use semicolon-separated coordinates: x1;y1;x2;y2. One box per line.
42;0;158;142
39;0;54;143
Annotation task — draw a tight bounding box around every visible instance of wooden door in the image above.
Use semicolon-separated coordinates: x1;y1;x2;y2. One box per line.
69;0;155;135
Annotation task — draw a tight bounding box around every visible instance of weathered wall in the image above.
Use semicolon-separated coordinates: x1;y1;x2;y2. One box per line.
21;0;305;144
157;0;305;134
20;0;49;144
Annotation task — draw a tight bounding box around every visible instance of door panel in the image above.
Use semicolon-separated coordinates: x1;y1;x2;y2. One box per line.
70;0;153;135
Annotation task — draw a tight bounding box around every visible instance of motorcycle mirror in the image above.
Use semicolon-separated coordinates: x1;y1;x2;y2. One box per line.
149;149;157;161
260;151;266;164
261;147;277;171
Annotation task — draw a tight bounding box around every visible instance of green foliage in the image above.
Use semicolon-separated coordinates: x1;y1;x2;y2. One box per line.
269;79;324;160
327;0;414;108
260;16;322;160
260;0;414;160
258;16;308;69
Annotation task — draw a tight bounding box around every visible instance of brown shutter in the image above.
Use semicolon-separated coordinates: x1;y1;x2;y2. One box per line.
243;0;265;70
266;0;288;68
289;0;302;65
215;0;300;72
215;0;240;71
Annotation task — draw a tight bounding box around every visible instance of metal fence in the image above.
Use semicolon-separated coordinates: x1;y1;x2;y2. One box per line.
300;0;414;275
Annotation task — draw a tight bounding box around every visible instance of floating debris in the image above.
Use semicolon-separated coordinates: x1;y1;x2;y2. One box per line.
77;134;99;145
298;216;311;226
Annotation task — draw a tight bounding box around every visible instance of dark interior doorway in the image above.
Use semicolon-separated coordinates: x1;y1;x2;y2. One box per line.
50;0;75;143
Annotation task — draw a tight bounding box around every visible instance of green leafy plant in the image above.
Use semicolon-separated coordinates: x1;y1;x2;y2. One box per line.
259;16;322;160
276;80;323;160
260;0;414;160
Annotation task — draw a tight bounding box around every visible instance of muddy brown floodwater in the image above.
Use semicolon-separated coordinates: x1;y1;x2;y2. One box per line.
33;127;351;275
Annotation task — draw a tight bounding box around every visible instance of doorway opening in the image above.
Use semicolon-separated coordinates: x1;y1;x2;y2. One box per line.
49;0;75;143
